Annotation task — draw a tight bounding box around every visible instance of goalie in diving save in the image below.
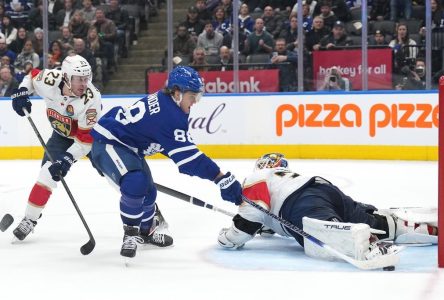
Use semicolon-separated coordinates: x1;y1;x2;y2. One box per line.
218;153;438;264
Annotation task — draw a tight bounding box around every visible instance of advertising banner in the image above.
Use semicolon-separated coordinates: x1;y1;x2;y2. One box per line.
147;69;279;93
313;48;393;90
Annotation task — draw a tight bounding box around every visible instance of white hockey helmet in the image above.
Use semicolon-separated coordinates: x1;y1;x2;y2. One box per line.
61;54;92;88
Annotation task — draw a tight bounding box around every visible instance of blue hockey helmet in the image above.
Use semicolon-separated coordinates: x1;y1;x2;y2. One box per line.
167;66;204;96
255;153;289;170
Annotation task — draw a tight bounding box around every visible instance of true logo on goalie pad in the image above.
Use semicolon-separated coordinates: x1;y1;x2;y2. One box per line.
324;224;351;230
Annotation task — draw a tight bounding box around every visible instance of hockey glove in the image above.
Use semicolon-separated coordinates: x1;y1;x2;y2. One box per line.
11;87;31;117
215;172;242;205
48;153;75;181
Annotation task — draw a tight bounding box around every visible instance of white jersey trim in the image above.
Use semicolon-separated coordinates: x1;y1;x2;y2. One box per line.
105;144;128;176
142;211;155;223
168;145;198;156
176;151;203;167
120;210;144;219
94;123;139;153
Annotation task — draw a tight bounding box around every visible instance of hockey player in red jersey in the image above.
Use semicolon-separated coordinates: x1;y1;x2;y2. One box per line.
10;54;102;241
218;153;438;265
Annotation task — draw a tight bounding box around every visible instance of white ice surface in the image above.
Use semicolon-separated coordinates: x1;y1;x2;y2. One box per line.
0;159;443;300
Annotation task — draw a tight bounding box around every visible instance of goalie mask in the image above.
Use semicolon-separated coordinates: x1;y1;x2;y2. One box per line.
255;153;289;170
167;66;204;105
61;55;92;90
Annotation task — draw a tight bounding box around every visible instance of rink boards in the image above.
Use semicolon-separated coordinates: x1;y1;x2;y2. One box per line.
0;91;438;160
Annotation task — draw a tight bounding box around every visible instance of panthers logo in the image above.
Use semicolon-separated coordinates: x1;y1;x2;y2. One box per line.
47;109;72;136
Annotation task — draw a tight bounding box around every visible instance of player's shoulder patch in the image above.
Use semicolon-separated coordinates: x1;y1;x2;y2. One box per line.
33;69;44;80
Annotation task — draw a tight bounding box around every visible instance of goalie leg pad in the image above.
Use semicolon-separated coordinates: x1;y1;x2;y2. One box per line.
302;217;371;261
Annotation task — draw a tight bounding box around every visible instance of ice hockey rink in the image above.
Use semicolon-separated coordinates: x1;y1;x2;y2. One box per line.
0;158;442;300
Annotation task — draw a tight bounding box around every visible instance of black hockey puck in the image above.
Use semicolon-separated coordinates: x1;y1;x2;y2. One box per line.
383;266;395;271
0;214;14;232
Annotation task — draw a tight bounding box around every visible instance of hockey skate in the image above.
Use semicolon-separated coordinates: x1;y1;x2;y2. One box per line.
12;217;37;241
139;204;173;247
120;225;143;258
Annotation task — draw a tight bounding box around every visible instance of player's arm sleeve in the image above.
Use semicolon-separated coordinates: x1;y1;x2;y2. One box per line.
19;68;41;94
161;136;220;181
66;89;102;160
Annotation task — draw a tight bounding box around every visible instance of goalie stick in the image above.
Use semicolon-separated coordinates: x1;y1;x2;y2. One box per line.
240;195;400;270
23;109;95;255
155;183;235;217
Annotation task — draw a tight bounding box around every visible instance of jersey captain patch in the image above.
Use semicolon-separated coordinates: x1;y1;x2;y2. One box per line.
47;108;72;136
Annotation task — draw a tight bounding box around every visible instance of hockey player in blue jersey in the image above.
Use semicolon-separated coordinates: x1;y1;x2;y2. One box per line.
90;66;242;258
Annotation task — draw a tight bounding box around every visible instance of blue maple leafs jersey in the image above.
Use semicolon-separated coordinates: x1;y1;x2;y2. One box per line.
91;91;220;181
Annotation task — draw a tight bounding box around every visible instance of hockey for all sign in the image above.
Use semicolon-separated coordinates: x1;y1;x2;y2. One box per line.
312;48;393;90
146;69;279;94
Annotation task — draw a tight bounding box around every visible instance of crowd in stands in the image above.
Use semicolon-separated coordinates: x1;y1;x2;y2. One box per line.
166;0;444;91
0;0;151;94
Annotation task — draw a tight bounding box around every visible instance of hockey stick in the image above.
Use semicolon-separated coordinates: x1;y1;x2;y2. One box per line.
23;109;95;255
240;195;400;270
154;183;235;217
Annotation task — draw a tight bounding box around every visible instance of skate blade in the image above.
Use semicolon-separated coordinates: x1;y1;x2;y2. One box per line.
123;256;134;267
11;236;20;244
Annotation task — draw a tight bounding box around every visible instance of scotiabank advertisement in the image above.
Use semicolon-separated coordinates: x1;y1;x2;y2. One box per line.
147;69;279;93
312;48;393;90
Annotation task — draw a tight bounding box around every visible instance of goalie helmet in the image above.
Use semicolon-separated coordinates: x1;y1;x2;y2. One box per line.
61;54;92;88
167;66;204;100
255;153;289;170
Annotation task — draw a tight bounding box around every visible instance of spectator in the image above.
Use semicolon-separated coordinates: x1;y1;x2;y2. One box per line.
13;39;39;76
91;8;117;70
390;0;412;22
197;21;224;56
86;26;105;87
172;24;196;62
0;37;17;63
28;0;55;30
318;0;338;31
32;27;44;59
301;2;314;32
1;15;17;46
305;15;330;51
9;26;26;54
243;18;274;55
238;3;254;36
291;0;318;18
55;0;77;29
106;0;130;58
195;0;211;22
395;57;426;90
369;29;388;46
190;47;210;71
73;37;96;72
319;66;351;91
0;65;18;96
432;0;444;29
271;38;298;92
369;0;390;21
49;0;65;15
389;23;418;73
319;20;353;49
4;0;32;28
79;0;96;23
262;5;283;39
279;16;299;51
220;0;233;18
47;40;65;69
0;55;15;74
0;4;5;21
218;45;233;71
69;10;89;40
59;26;74;52
260;0;295;12
211;6;231;36
181;5;205;41
314;0;351;22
